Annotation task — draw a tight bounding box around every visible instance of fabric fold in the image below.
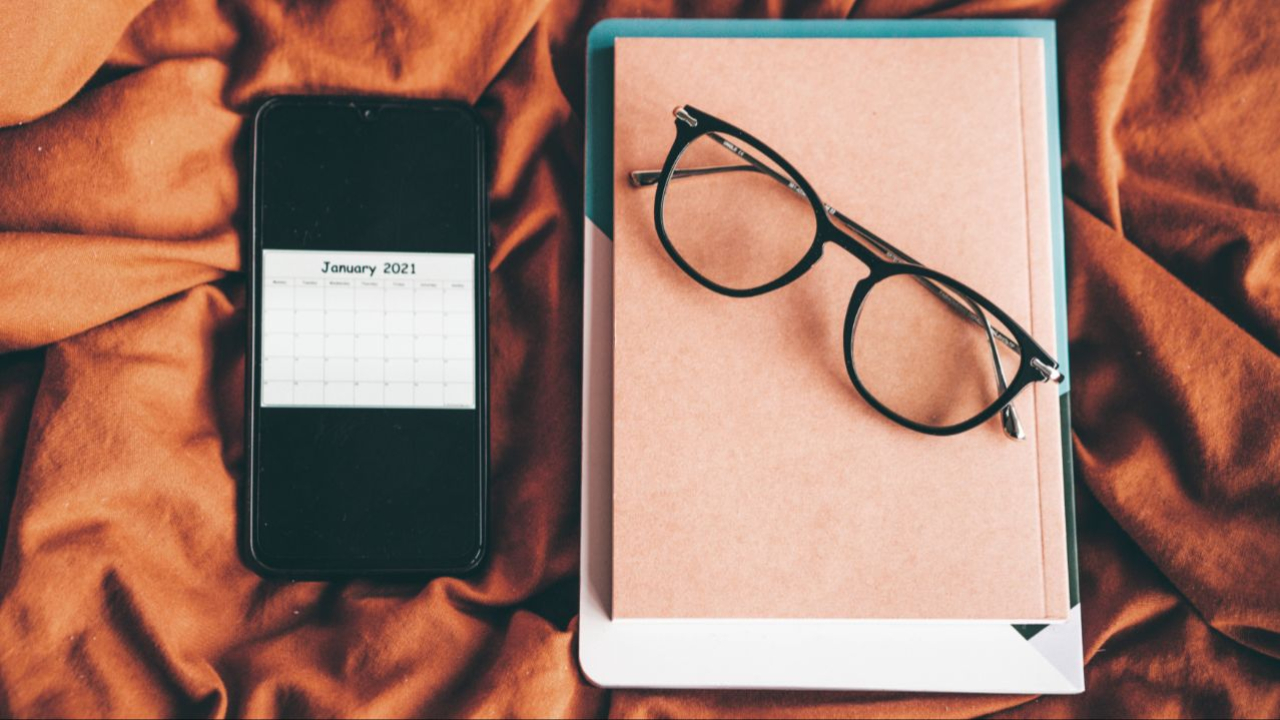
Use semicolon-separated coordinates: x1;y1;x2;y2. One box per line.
0;0;1278;716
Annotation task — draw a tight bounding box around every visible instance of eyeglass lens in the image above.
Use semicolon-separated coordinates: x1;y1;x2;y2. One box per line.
660;132;816;292
851;273;1022;428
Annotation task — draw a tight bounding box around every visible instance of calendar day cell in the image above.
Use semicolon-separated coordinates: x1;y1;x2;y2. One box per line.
443;286;471;312
444;382;474;408
415;358;444;382
385;358;414;382
262;333;295;357
262;381;294;406
295;310;325;333
263;282;293;309
415;284;444;311
325;358;355;381
414;312;444;335
294;382;324;405
355;334;385;358
262;356;294;381
295;284;324;309
385;286;414;311
355;358;384;382
443;335;473;359
385;383;415;407
385;312;413;335
325;334;355;357
354;382;385;406
324;284;355;309
414;383;445;407
325;310;355;334
415;335;445;358
385;335;414;359
355;284;384;311
324;382;354;405
295;358;324;381
443;312;472;335
263;309;294;333
295;334;324;357
444;358;474;383
355;310;385;334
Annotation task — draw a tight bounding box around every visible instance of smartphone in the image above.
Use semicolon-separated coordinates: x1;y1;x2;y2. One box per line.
245;97;487;576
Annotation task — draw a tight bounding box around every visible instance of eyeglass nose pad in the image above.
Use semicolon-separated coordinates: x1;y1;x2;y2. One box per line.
1001;404;1026;440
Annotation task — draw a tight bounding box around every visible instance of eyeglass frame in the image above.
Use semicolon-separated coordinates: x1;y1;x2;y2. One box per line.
630;104;1064;439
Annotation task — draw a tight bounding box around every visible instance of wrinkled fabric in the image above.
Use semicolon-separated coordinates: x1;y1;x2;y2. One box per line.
1;0;1278;717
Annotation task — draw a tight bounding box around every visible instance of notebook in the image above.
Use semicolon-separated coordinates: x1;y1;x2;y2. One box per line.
612;35;1067;621
582;18;1082;692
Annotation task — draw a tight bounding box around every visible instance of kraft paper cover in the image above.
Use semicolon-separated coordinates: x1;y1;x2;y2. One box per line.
612;37;1069;620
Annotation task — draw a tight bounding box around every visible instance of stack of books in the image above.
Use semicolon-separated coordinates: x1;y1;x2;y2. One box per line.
581;19;1082;694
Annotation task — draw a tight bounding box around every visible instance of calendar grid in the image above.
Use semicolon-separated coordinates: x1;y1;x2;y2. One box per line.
260;250;476;409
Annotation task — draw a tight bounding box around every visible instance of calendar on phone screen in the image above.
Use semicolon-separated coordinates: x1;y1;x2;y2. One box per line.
259;249;476;409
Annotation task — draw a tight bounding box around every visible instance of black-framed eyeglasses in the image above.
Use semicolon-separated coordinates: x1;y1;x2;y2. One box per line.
629;105;1064;440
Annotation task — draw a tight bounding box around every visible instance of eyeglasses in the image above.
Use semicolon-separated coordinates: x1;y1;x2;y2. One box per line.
629;105;1064;439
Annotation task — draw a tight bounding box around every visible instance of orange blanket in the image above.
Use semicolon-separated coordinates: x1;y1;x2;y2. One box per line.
1;1;1278;716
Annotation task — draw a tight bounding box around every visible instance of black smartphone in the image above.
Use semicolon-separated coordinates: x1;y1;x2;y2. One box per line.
245;97;487;576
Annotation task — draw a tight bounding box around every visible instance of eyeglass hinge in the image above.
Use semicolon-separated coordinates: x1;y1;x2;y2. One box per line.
673;106;698;127
1030;357;1064;384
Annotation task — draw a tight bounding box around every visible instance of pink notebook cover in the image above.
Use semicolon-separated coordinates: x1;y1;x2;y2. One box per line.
611;37;1069;621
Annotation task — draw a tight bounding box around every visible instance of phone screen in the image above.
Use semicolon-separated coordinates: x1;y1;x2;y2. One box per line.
248;99;486;573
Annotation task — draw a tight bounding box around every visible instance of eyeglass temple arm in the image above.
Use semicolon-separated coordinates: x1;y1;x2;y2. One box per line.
959;294;1025;439
630;131;800;189
630;165;756;187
